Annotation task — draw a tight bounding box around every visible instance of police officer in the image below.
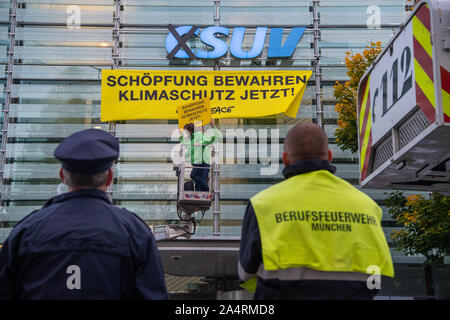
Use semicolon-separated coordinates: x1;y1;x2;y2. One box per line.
238;123;394;300
0;129;167;300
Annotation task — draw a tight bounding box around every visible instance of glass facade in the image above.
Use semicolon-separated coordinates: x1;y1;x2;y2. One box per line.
0;0;447;298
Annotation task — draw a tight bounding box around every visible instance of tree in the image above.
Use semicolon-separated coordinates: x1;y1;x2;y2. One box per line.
333;41;382;153
385;192;450;265
333;1;422;152
407;0;421;11
385;191;450;297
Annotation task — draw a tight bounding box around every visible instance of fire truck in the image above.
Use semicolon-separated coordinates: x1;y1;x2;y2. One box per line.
357;0;450;193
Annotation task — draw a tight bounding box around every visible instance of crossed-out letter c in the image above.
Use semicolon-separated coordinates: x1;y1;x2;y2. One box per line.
166;25;198;59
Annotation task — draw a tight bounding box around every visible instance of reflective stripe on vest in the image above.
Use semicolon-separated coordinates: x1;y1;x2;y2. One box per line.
250;170;394;278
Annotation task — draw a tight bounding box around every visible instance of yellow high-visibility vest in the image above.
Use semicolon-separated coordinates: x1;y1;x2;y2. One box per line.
250;170;394;277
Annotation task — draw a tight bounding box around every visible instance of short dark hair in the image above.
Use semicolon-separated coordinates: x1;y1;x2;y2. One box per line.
184;123;194;135
284;122;329;162
63;168;109;189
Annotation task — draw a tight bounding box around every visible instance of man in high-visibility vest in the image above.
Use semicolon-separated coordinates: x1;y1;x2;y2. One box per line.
238;122;394;299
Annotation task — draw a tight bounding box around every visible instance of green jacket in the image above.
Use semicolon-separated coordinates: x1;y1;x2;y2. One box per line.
180;127;222;165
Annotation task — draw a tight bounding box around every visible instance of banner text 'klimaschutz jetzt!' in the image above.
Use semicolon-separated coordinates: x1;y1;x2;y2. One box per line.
100;70;312;121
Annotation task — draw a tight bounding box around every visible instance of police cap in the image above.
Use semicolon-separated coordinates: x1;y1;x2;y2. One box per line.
54;128;119;174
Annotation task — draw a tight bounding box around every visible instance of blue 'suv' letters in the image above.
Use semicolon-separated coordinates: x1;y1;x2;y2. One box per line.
166;25;306;59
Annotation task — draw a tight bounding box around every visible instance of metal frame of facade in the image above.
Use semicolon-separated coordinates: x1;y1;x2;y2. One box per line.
312;0;323;128
106;0;122;200
0;0;17;208
213;0;221;236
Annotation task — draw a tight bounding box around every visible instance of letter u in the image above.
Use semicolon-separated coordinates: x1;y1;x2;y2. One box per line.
331;212;338;222
230;27;267;59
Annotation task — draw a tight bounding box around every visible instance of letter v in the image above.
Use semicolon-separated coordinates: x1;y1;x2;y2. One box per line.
267;27;305;58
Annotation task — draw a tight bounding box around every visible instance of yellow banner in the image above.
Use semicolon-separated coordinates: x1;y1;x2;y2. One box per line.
101;70;312;121
177;98;211;130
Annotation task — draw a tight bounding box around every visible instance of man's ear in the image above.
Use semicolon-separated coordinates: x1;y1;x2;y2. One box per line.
282;151;290;167
59;168;65;183
105;168;114;187
328;149;333;163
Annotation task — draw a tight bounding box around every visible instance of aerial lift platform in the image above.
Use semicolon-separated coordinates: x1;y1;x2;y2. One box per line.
152;142;218;241
151;140;243;296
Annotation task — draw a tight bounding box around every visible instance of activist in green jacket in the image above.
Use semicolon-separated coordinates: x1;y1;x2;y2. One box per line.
180;119;222;191
238;122;394;300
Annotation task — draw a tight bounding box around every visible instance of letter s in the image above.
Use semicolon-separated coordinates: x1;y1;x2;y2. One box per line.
66;265;81;290
196;26;229;59
107;75;117;87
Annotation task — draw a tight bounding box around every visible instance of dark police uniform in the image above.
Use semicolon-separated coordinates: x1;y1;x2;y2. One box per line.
0;129;167;300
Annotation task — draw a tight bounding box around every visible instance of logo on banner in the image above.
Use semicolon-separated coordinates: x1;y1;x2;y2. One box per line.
166;25;306;59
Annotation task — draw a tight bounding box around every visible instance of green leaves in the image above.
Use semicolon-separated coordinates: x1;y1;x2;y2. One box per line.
385;192;450;266
333;42;382;153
